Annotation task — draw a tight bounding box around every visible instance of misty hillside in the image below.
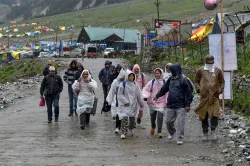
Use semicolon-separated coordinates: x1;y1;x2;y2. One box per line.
0;0;136;21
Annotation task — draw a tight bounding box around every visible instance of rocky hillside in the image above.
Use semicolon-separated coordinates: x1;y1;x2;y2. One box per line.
0;0;136;21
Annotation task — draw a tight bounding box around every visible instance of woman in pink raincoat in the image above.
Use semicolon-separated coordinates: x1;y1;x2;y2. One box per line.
142;68;167;138
132;64;147;124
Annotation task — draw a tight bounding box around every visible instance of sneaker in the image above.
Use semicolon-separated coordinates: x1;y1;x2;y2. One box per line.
68;113;73;117
202;133;208;141
121;134;126;139
55;119;58;123
177;140;183;145
137;118;141;124
211;131;217;141
150;128;155;136
158;133;163;138
115;128;120;133
168;135;173;140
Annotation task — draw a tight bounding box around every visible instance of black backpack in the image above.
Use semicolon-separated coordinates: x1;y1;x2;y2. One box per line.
180;76;194;102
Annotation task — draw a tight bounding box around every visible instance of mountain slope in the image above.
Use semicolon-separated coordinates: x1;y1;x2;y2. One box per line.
0;0;136;21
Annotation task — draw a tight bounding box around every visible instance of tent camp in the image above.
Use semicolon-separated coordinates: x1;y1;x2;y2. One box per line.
150;25;179;47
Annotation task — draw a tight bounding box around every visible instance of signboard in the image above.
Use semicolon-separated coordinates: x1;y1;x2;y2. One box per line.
178;23;192;44
146;30;156;45
208;33;238;71
154;19;181;29
219;71;232;100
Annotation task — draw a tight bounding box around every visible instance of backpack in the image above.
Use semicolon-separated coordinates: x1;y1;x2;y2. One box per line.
150;79;166;92
180;75;194;102
140;72;145;88
122;81;136;95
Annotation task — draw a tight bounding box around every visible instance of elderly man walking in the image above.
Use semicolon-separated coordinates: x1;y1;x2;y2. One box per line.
194;56;225;141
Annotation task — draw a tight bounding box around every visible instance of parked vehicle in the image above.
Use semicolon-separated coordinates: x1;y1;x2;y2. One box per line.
104;48;114;57
87;47;97;58
64;48;82;58
22;51;35;59
38;51;57;58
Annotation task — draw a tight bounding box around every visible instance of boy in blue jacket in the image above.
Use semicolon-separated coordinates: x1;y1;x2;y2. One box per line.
156;64;193;145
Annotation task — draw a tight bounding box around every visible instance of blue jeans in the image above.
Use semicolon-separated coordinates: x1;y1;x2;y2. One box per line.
68;85;77;114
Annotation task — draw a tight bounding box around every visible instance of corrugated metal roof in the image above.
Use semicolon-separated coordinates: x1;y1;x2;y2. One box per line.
84;27;139;43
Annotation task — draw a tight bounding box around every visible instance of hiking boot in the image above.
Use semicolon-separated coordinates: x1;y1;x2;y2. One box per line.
68;113;73;117
115;128;120;133
158;133;163;138
150;128;155;136
177;140;184;145
168;135;173;140
137;118;141;124
202;133;208;141
121;134;126;139
211;131;217;141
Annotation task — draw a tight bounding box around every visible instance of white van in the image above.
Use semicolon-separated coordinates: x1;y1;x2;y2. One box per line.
104;48;114;56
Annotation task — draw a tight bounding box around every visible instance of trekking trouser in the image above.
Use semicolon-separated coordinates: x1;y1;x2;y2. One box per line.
45;94;60;121
116;114;121;129
202;112;218;134
120;117;136;135
80;113;91;126
166;108;186;141
150;111;164;133
68;85;76;114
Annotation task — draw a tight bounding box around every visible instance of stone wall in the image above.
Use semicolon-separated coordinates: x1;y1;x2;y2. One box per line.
233;75;250;93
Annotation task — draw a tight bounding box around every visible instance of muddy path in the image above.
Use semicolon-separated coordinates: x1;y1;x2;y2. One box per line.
0;58;246;166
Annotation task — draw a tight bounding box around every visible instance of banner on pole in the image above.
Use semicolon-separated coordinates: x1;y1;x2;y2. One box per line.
208;33;237;71
219;71;232;100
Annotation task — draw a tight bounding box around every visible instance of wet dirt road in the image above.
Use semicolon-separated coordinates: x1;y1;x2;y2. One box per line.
0;58;227;166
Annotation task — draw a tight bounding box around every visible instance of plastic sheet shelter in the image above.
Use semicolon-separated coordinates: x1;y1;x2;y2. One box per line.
151;25;179;44
190;22;214;41
11;52;20;60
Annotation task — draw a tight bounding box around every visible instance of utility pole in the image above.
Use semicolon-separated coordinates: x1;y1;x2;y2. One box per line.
219;0;225;115
154;0;160;26
7;31;10;52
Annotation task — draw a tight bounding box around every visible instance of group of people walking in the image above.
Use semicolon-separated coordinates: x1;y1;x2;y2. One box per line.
40;55;225;145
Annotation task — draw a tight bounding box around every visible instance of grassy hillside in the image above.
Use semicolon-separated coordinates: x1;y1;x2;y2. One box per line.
21;0;250;29
1;0;250;42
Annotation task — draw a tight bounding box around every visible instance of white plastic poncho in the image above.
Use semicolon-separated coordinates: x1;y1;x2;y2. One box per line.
106;69;126;118
72;70;97;114
117;71;144;120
